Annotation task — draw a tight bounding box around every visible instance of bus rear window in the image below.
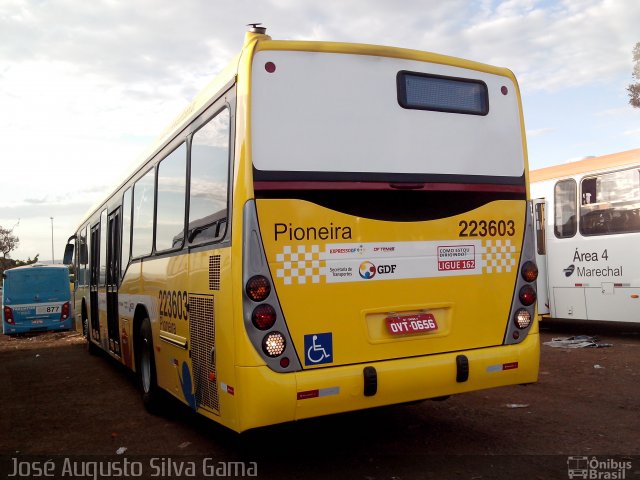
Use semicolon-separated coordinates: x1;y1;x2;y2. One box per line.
5;269;69;298
397;71;488;115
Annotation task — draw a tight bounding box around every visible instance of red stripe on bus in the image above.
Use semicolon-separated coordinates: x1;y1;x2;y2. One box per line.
297;390;320;400
254;181;526;193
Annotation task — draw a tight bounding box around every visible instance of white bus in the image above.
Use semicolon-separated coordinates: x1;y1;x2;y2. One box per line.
530;148;640;323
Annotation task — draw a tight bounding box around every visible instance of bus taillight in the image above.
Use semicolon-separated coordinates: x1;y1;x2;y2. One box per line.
60;302;70;321
521;261;538;282
262;332;286;357
514;309;532;329
3;306;15;324
518;285;536;306
252;304;277;330
246;275;271;302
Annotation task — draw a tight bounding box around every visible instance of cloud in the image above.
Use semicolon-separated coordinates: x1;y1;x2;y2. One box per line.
2;0;637;96
2;0;639;259
459;0;640;92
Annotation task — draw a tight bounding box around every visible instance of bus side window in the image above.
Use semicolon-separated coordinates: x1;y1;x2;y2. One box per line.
188;108;230;244
121;188;132;277
131;169;155;258
554;179;577;238
99;210;107;286
580;168;640;236
156;143;187;251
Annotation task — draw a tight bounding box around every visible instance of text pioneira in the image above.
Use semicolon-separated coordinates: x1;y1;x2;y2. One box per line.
274;222;352;241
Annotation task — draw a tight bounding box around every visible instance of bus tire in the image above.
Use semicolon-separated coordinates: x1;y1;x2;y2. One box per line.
138;318;162;413
82;316;89;338
85;319;99;356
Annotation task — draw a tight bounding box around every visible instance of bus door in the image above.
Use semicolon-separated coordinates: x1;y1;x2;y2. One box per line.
107;208;122;356
89;223;101;342
533;198;550;315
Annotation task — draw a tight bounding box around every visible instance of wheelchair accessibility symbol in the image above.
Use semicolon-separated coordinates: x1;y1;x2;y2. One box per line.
304;333;333;365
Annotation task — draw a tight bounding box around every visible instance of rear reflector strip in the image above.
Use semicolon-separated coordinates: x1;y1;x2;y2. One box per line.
297;387;340;400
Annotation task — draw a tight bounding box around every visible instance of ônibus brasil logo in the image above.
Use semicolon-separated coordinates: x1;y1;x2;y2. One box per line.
359;261;376;279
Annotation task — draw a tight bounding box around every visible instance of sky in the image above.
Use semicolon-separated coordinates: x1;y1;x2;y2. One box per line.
1;0;639;262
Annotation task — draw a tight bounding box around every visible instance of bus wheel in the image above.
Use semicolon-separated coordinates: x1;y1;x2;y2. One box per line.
82;316;89;338
84;319;99;355
138;318;162;413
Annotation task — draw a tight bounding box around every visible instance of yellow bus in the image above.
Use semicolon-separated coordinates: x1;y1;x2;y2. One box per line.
63;25;539;432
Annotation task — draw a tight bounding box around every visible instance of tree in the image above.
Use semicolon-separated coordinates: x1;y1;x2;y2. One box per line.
0;225;19;259
628;42;640;108
0;223;35;277
0;254;39;277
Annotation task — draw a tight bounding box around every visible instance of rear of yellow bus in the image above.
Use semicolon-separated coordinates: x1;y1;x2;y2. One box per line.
234;38;538;431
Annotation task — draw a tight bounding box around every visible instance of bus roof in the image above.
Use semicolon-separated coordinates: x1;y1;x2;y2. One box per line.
530;148;640;183
5;264;69;273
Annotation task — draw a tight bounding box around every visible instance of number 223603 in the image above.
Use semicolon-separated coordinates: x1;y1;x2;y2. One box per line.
458;220;515;237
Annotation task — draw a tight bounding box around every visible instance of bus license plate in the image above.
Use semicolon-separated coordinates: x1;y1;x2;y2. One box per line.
36;305;60;315
386;313;438;336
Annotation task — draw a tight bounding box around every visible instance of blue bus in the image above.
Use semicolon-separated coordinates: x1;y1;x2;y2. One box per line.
2;264;73;335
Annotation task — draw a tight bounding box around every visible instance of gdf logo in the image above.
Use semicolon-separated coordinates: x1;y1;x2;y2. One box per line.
359;261;397;279
359;261;376;279
377;264;397;274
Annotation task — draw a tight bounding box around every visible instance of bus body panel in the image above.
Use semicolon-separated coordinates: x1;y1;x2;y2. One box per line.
530;149;640;323
251;50;525;179
232;326;538;432
115;246;239;420
532;198;550;314
256;198;526;367
2;265;72;335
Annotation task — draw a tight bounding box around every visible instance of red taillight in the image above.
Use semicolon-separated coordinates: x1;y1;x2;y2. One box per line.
4;306;15;324
60;302;70;321
246;275;271;302
521;261;538;282
252;304;277;330
519;285;537;306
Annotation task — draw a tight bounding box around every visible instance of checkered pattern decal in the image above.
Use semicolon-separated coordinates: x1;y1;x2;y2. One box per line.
480;239;517;273
273;239;519;285
275;245;326;285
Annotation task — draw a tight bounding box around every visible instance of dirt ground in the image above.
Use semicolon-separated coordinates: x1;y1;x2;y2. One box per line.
0;321;638;479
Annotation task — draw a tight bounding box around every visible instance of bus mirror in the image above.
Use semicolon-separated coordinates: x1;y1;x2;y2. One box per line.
63;244;74;265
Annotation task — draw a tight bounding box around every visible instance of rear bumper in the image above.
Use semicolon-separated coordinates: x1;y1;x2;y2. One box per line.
2;318;73;335
232;331;539;432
